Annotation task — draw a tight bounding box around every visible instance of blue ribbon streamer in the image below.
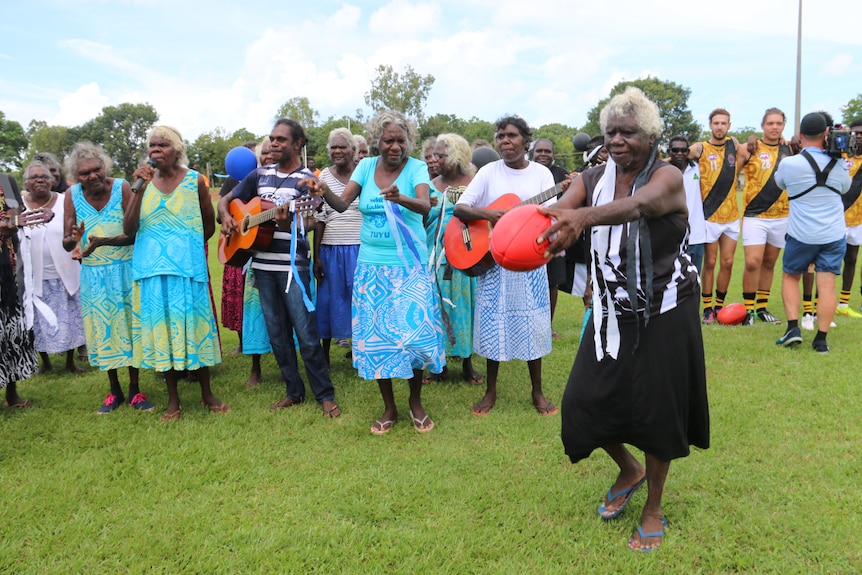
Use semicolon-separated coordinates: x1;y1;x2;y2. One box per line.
383;200;423;269
286;211;315;312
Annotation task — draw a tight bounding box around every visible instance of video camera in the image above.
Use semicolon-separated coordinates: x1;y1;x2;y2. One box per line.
825;125;857;158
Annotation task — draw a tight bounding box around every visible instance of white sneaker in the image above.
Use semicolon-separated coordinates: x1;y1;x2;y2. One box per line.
805;314;837;330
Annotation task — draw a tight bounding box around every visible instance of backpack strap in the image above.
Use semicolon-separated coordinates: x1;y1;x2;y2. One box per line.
789;151;840;200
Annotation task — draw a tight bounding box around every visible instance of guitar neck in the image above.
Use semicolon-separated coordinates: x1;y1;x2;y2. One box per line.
520;182;565;207
247;207;279;230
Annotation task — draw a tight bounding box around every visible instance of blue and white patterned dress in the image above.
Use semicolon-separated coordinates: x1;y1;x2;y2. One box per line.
350;157;445;380
456;160;553;361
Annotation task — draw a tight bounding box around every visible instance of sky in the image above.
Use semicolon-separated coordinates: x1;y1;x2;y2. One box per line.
2;0;861;144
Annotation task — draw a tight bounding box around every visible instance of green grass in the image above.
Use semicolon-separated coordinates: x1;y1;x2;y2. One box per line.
1;232;861;574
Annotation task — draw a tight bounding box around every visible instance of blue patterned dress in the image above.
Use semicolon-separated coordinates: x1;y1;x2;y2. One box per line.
73;179;134;370
351;157;445;380
425;185;476;359
131;170;221;371
241;268;272;355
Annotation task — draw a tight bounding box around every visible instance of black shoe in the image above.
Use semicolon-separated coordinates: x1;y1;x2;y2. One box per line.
812;339;829;353
741;311;755;326
775;327;803;347
756;309;781;324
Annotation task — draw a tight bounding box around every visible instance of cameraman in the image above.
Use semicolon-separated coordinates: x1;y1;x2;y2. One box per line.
774;112;852;352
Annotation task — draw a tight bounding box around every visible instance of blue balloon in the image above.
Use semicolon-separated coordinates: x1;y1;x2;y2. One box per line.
225;146;258;181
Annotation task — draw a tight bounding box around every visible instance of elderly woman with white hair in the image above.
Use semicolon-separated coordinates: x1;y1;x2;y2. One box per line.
22;160;87;374
125;125;227;421
304;110;445;435
312;127;361;365
423;133;482;385
541;87;709;552
63;141;153;413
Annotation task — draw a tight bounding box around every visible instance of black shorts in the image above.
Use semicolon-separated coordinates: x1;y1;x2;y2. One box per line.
546;256;566;287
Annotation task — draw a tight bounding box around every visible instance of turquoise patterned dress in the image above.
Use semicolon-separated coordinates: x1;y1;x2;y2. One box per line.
131;170;221;371
241;268;272;355
425;184;476;359
73;179;135;370
350;157;445;380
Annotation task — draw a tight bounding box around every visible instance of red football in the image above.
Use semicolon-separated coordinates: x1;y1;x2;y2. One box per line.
490;204;553;272
716;303;747;325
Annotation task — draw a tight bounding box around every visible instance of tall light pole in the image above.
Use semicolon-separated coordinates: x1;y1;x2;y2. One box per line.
794;0;803;134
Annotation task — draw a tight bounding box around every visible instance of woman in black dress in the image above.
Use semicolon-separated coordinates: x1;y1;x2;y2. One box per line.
541;87;709;552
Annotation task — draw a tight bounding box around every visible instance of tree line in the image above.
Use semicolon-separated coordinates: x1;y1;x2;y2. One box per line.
3;66;861;183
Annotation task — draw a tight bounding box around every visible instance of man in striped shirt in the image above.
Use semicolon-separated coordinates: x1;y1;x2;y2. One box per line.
219;119;340;417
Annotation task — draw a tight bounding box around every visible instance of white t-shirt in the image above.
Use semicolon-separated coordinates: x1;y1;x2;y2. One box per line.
457;160;556;208
683;161;707;244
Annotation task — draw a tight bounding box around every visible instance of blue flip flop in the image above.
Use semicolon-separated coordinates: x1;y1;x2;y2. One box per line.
627;517;668;552
598;475;647;519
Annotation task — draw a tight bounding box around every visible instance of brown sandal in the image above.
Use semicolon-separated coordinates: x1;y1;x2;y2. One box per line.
201;401;231;414
161;407;183;421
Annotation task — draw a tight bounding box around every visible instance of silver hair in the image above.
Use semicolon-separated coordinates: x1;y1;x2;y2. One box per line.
328;127;357;157
64;141;113;183
366;110;416;156
599;87;663;139
24;160;52;183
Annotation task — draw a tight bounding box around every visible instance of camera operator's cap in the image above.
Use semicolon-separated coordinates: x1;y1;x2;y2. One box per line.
800;112;828;136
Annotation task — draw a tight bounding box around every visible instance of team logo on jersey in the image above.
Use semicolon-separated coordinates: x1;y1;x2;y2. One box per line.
727;154;736;166
707;154;718;162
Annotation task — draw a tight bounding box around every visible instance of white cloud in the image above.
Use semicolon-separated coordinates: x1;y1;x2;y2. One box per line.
49;83;110;126
368;1;441;36
822;53;853;76
328;3;362;30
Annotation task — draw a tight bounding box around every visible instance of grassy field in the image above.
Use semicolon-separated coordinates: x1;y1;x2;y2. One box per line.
1;229;860;574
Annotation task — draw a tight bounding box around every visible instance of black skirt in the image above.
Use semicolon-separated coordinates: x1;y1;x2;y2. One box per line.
561;296;710;463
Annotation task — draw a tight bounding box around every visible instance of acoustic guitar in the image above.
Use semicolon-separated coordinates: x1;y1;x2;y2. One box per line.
443;182;565;276
2;208;55;229
218;195;322;267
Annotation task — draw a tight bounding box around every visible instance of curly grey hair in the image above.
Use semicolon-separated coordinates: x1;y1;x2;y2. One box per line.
366;110;416;157
328;127;357;158
599;87;663;139
64;141;113;183
23;160;52;184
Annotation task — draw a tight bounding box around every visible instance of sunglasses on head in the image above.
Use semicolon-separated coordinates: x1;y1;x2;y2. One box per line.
670;147;689;154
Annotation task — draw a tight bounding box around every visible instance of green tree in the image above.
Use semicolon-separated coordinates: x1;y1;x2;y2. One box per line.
24;123;71;167
841;93;862;124
0;111;28;171
461;117;496;147
364;64;435;123
534;123;577;171
727;126;759;143
418;113;467;142
276;97;320;128
187;127;261;178
582;77;701;144
71;103;159;180
307;114;368;169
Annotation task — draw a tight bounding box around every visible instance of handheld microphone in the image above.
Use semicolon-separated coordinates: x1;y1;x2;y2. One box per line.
131;158;159;193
